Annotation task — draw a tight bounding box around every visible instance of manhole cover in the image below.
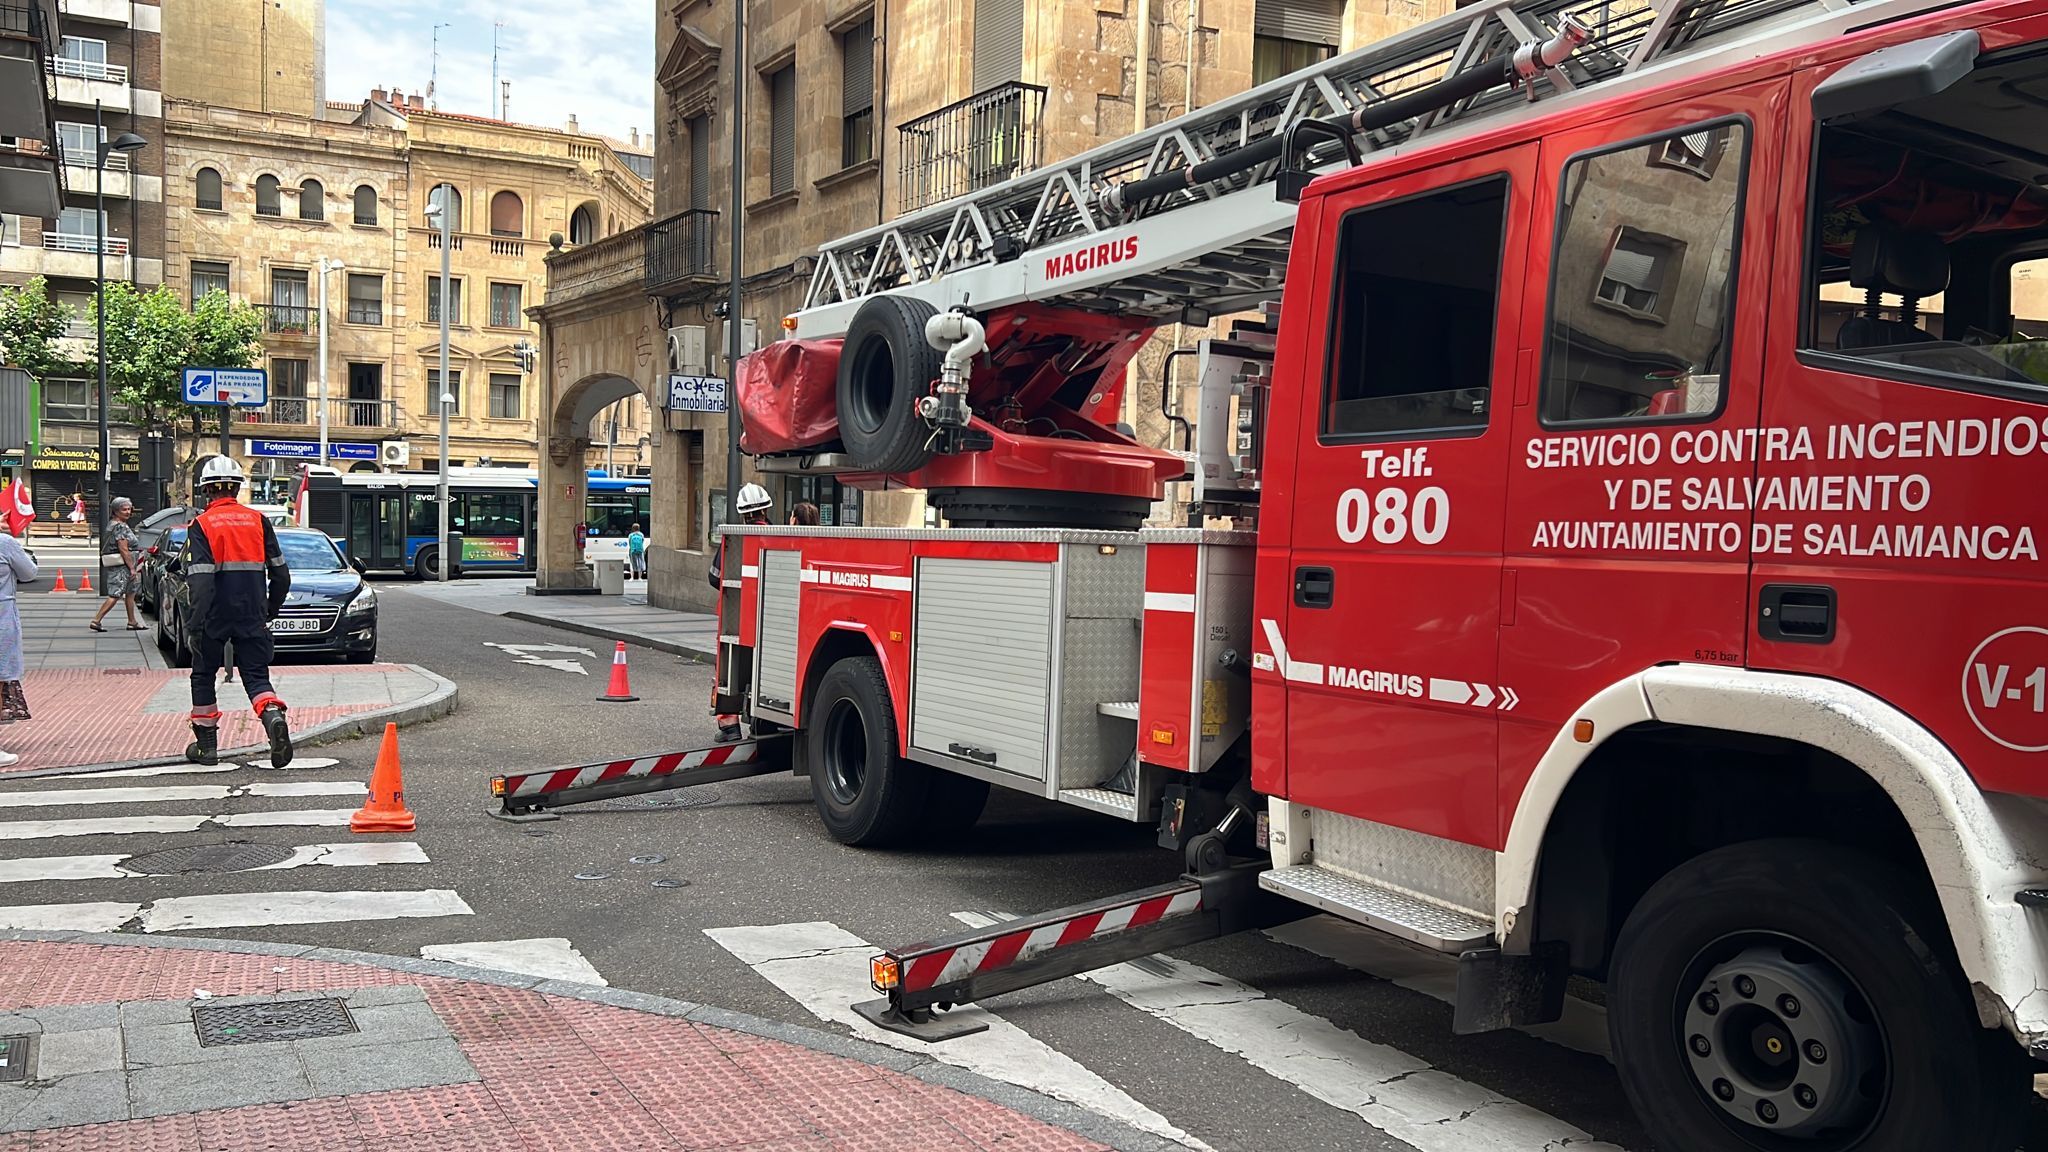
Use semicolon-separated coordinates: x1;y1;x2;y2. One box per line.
0;1036;28;1082
124;843;297;875
194;999;356;1047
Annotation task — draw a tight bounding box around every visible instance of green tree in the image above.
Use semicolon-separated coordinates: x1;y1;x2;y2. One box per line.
0;277;82;383
92;283;261;490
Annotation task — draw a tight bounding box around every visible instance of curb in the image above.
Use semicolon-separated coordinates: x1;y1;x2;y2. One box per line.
4;664;460;780
0;929;1191;1152
504;610;716;666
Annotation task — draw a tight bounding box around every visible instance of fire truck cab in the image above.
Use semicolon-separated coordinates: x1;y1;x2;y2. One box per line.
695;1;2048;1146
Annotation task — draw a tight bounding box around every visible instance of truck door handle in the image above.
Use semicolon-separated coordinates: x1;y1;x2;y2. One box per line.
1294;566;1334;609
1759;584;1835;643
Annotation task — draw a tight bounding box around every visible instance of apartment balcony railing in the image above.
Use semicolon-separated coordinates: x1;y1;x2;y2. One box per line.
237;396;395;431
43;230;125;255
59;145;122;170
643;208;717;296
257;303;318;335
47;55;123;82
896;82;1047;213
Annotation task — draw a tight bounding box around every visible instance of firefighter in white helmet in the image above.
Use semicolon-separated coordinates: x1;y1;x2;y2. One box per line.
707;483;774;742
182;455;294;767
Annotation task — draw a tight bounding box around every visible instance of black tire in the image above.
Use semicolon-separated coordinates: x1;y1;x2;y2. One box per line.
922;772;990;836
153;601;172;652
167;608;191;670
804;655;929;847
1607;838;2027;1152
414;547;443;580
836;295;941;475
932;487;1154;532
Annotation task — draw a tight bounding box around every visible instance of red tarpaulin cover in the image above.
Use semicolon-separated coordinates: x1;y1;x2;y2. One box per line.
738;338;845;455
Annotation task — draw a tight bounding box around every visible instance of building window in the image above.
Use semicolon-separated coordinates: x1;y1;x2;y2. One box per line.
54;121;100;166
1251;0;1340;85
768;64;796;196
345;273;382;325
55;36;112;80
353;184;377;225
190;260;229;301
569;203;597;245
1545;123;1748;424
55;206;104;248
195;167;223;211
299;178;324;221
841;19;874;169
970;0;1023;92
489;190;523;237
688;117;711;210
427;183;461;229
428;368;462;415
43;379;92;423
426;276;462;326
270;358;309;423
347;363;384;427
488;282;523;328
255;174;281;217
488;372;521;419
0;214;18;247
268;268;311;333
1322;176;1509;439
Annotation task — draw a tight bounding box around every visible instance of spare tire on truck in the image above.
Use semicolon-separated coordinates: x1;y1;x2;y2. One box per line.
836;295;942;475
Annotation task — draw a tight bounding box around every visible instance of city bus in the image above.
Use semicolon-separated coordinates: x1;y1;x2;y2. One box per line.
293;466;651;578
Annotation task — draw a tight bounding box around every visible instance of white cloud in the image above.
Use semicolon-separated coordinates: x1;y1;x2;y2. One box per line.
325;0;655;142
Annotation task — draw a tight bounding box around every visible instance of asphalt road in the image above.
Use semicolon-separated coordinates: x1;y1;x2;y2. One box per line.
3;583;2040;1152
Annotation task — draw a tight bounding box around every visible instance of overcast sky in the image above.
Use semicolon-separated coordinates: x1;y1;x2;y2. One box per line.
326;0;657;143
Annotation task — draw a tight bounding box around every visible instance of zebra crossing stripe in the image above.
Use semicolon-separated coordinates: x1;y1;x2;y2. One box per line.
703;921;1207;1151
421;938;607;986
0;782;363;809
0;809;357;840
954;912;1625;1152
137;889;472;933
0;842;429;884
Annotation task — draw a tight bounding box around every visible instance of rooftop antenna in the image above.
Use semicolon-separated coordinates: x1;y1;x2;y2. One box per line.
428;22;452;110
491;22;504;117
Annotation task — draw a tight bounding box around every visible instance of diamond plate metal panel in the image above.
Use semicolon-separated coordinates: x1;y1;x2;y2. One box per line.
1311;808;1494;914
1058;788;1140;819
1056;543;1143;790
194;998;357;1047
1260;865;1492;951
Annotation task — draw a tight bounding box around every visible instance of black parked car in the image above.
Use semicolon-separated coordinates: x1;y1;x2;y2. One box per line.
137;525;187;615
157;527;377;665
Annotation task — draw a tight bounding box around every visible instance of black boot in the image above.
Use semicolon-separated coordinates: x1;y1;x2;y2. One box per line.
716;723;742;744
261;704;293;768
185;723;218;765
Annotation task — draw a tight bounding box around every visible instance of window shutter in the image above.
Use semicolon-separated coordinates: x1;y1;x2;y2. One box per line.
1603;246;1659;291
972;0;1024;92
1252;0;1342;47
689;117;710;209
843;20;874;114
770;68;796;194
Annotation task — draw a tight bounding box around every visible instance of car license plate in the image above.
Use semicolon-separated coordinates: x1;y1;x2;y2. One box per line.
270;617;323;634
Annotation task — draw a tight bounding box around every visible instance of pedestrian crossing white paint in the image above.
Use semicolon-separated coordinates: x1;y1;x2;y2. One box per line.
705;922;1206;1150
422;938;606;985
248;757;340;771
1264;917;1612;1059
0;809;356;840
0;842;429;884
0;901;141;931
0;782;363;809
954;911;1625;1152
50;763;239;779
138;889;472;933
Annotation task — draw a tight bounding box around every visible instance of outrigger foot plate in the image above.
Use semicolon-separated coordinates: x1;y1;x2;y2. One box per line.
852;997;991;1042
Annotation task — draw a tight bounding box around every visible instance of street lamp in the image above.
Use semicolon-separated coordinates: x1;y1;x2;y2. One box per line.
424;190;452;582
315;257;344;467
91;102;145;534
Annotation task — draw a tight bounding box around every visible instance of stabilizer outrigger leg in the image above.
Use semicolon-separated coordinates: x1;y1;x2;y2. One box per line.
487;733;795;820
853;861;1304;1042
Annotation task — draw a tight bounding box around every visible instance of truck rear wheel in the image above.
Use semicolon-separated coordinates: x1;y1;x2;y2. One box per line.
836;295;940;475
1607;839;2026;1152
806;655;929;847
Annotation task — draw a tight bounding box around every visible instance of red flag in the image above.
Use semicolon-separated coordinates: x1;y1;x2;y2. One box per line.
3;475;36;538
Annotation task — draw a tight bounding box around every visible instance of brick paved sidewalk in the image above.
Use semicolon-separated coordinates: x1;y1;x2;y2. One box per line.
0;664;457;777
0;935;1152;1152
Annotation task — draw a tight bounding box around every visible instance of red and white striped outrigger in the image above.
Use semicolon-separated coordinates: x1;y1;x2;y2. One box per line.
488;734;795;819
855;862;1301;1040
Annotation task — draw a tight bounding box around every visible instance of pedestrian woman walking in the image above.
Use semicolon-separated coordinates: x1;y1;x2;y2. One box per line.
88;496;143;633
67;491;86;538
0;524;38;764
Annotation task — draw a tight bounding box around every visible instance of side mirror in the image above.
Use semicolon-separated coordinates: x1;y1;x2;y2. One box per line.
1811;30;1978;123
349;556;367;574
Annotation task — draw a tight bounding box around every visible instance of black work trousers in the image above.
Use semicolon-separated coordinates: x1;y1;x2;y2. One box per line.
190;629;278;718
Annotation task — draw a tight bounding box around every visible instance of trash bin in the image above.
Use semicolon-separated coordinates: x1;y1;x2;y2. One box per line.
594;557;626;596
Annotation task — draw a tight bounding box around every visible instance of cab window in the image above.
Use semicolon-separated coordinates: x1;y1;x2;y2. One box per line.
1803;49;2048;396
1543;121;1749;424
1321;176;1508;440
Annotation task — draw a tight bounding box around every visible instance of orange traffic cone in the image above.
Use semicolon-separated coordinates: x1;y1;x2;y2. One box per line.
76;568;92;594
597;641;639;703
49;568;66;592
350;722;417;833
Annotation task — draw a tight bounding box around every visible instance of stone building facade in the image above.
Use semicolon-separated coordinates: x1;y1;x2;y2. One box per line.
536;0;1458;609
160;0;322;117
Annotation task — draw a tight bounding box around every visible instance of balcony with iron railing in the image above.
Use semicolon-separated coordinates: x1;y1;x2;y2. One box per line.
643;208;718;296
257;303;318;336
43;230;125;255
896;82;1048;213
237;395;396;432
46;54;129;110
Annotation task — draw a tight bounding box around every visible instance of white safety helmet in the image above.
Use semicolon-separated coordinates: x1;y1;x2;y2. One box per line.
198;455;246;489
736;483;773;515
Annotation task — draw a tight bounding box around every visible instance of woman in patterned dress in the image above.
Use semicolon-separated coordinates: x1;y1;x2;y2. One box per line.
88;496;143;633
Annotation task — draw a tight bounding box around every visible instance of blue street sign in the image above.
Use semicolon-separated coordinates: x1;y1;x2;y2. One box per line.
666;374;728;414
184;367;268;407
246;439;379;461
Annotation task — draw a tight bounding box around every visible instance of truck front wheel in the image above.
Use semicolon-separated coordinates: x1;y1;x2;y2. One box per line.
806;656;929;847
1608;839;2026;1152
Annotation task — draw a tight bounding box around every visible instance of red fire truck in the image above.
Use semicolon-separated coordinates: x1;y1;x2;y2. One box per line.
496;0;2048;1145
